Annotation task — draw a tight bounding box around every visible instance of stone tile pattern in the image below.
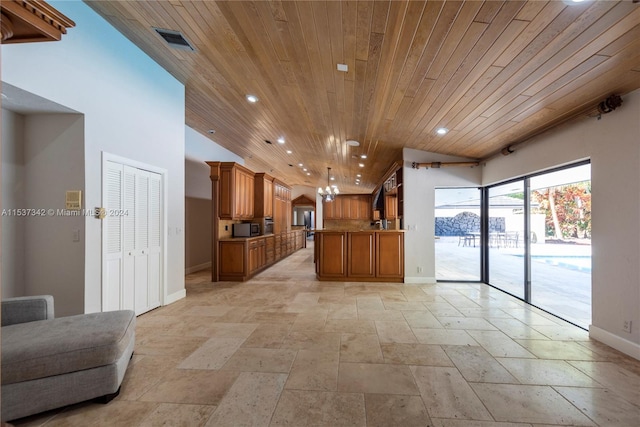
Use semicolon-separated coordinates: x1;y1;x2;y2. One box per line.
12;245;640;426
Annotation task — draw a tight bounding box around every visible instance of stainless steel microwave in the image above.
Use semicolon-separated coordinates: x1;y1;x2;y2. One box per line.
233;223;260;237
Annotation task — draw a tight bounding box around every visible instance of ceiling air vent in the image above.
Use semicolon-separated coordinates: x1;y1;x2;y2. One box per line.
153;28;195;51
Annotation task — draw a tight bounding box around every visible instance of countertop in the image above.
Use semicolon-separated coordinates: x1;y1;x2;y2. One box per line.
312;229;405;233
218;230;305;242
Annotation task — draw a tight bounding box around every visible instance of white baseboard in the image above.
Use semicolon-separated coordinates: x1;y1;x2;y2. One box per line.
589;325;640;360
403;276;437;284
185;261;211;275
165;289;186;305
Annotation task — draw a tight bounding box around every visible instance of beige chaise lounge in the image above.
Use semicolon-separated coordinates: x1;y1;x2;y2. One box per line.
1;296;135;422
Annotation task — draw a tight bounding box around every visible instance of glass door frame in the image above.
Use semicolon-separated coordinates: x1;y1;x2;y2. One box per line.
481;159;591;324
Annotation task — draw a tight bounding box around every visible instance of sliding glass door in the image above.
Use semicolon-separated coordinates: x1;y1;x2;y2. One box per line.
487;181;525;299
482;162;591;329
529;163;591;328
435;188;481;281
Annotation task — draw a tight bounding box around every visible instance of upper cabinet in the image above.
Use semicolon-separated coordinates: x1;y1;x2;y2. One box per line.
323;194;372;220
254;173;274;218
385;195;398;220
273;180;291;234
381;167;403;220
208;162;255;220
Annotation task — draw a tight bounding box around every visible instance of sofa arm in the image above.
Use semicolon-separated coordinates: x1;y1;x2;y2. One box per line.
1;295;55;326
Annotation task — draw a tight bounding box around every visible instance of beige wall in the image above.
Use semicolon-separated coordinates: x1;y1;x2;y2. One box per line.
185;197;212;273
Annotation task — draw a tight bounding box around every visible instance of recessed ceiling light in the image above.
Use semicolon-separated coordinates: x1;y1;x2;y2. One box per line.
359;163;365;168
208;129;216;134
360;154;367;159
298;163;303;167
277;137;285;144
303;168;308;172
337;63;348;72
306;172;311;176
265;140;272;144
286;150;292;154
346;140;360;147
330;177;335;181
356;182;360;185
246;94;259;103
356;174;361;178
436;127;449;135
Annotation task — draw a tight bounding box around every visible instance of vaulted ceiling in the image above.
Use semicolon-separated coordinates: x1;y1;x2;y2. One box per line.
86;0;640;192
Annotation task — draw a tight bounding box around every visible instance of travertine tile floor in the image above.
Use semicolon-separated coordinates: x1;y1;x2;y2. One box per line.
12;244;640;426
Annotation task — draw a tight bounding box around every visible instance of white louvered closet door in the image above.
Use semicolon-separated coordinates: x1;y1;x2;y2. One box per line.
104;161;162;315
104;161;124;312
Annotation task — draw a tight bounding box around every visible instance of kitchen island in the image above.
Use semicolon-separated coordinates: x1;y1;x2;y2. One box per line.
314;230;404;282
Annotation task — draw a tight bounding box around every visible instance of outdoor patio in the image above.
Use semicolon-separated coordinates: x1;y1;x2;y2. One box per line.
435;237;592;329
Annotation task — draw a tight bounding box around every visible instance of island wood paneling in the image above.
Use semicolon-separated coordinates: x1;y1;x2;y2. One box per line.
348;231;375;278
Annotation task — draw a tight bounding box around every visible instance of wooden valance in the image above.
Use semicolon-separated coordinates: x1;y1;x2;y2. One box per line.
1;0;75;44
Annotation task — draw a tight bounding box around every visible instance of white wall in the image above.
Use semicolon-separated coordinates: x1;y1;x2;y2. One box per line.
292;185;316;201
1;110;25;298
402;148;482;283
483;89;640;357
185;125;243;199
1;0;186;312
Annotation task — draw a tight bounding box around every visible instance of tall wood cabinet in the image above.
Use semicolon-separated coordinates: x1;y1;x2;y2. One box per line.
273;180;291;234
216;162;255;220
254;173;274;218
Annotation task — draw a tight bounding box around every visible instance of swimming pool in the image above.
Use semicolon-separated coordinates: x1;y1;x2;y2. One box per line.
530;255;592;272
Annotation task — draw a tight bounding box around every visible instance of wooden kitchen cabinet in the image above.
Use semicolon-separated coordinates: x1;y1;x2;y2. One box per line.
248;237;266;274
219;240;247;280
385;195;397;220
323;194;371;220
254;173;274;218
273;180;291;234
214;162;255;220
376;232;404;279
315;231;404;282
265;235;275;264
219;231;305;281
348;232;375;278
316;232;347;278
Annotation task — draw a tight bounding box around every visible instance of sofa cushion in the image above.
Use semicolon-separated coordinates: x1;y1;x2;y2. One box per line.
1;310;135;385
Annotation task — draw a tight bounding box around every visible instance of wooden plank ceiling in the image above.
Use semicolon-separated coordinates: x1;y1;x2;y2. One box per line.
86;0;640;193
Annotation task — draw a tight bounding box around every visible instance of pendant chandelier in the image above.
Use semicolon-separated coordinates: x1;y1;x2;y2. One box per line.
318;167;339;202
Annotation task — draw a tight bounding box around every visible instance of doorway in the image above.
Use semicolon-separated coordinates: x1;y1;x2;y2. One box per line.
291;194;316;239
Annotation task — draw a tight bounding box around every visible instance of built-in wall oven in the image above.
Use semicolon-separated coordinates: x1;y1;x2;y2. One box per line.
264;218;274;234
